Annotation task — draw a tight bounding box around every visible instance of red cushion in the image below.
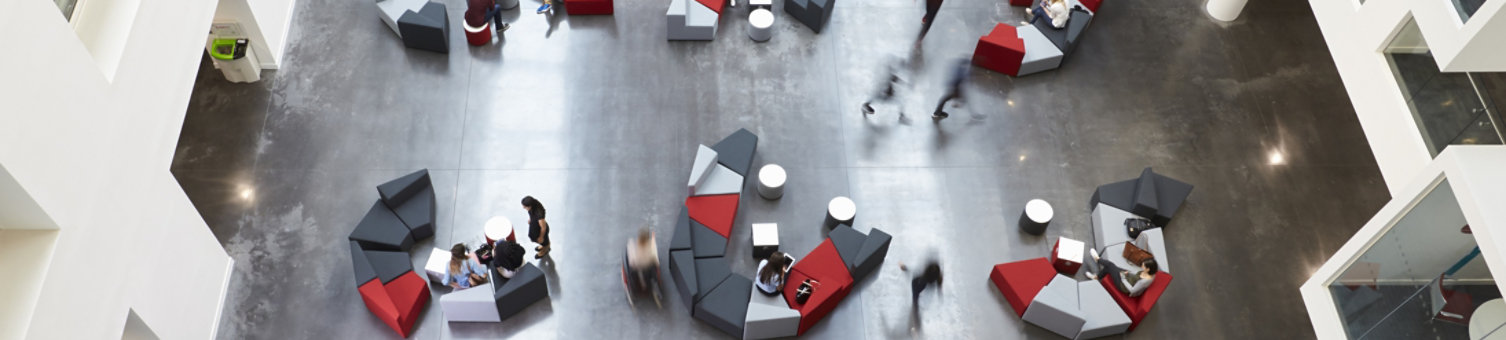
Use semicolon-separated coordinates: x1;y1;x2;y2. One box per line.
357;279;403;336
1079;0;1101;12
564;0;614;15
686;194;739;238
972;24;1026;76
1009;0;1031;6
694;0;724;14
384;272;431;337
782;240;854;335
989;258;1055;317
1099;272;1172;331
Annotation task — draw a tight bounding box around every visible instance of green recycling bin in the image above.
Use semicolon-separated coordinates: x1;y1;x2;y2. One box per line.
207;38;261;83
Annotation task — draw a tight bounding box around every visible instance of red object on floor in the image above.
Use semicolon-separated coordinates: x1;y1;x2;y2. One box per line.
1010;0;1032;6
1079;0;1101;11
686;194;739;238
564;0;614;14
972;24;1026;76
357;279;402;336
989;258;1056;317
464;22;491;46
1100;272;1173;331
385;272;430;337
783;239;854;335
693;0;724;14
1049;240;1083;276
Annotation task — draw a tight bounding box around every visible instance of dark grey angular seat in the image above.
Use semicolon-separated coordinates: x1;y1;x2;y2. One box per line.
365;249;415;284
1031;8;1093;56
350;241;379;286
350;200;416;251
784;0;833;33
379;169;436;241
1087;179;1136;213
710;128;759;176
850;227;891;280
693;274;753;337
1147;171;1193;226
670;250;699;310
692;223;728;258
1087;167;1194;227
492;263;549;320
694;257;732;305
670;207;693;251
828;225;867;270
1131;169;1159;217
398;2;450;53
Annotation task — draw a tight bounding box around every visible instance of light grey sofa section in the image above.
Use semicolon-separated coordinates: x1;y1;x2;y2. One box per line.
1091;203;1138;250
1016;25;1064;76
1075;281;1131;339
668;0;718;40
1022;275;1087;338
744;283;800;339
1098;229;1170;275
441;282;502;322
377;0;428;36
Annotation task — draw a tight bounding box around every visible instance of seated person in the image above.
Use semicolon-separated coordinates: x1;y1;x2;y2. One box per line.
444;243;489;289
755;251;796;295
1025;0;1070;29
491;239;526;279
1085;248;1158;297
625;228;660;291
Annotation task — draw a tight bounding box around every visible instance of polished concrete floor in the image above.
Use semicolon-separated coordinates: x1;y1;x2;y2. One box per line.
174;0;1393;338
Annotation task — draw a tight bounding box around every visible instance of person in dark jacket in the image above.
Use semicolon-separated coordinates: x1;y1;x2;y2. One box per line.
522;196;552;259
491;239;526;279
465;0;511;33
931;58;971;119
901;260;943;303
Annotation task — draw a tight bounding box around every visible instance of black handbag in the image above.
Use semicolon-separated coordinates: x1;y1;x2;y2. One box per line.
795;279;820;304
1124;217;1155;239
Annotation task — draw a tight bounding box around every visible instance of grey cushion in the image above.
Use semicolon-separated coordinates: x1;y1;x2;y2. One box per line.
694;274;753;337
1063;8;1093;54
1016;25;1064;76
1134;228;1170;274
670;250;699;310
389;185;436;241
442;282;502;322
377;0;428;35
378;169;431;207
785;0;831;33
1131;168;1160;218
1030;8;1093;56
670;207;693;251
851;227;891;280
828;225;866;271
745;282;800;339
711;129;759;176
1076;280;1131;339
688;145;718;195
667;0;717;40
350;200;415;251
350;241;378;286
692;224;728;258
1090;203;1136;250
1148;170;1194;226
1022;275;1086;338
1088;179;1136;212
694;257;732;304
365;249;414;284
398;2;449;53
493;263;548;320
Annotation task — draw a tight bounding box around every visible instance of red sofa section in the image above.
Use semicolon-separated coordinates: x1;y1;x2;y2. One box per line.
1079;0;1102;12
357;271;430;337
989;257;1056;317
1098;272;1172;331
783;239;854;335
686;194;739;238
564;0;614;15
972;24;1026;76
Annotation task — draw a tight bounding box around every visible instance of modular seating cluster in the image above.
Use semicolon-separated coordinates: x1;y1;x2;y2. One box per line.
991;258;1133;339
376;0;451;53
784;0;834;33
347;169;439;337
973;0;1100;76
668;0;726;40
666;129;892;339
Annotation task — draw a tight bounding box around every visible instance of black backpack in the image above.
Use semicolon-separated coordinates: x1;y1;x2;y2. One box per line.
1124;217;1156;239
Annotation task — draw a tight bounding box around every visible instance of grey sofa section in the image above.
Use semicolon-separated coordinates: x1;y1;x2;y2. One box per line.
379;169;436;241
1030;8;1093;56
398;2;450;53
350;200;415;251
668;0;718;40
442;282;502;322
350;241;379;286
378;169;430;206
670;250;699;310
694;274;753;337
851;227;891;280
745;282;799;339
692;224;728;258
492;263;549;320
710;128;759;176
366;249;414;284
1016;25;1064;76
1088;168;1194;227
377;0;428;35
1098;229;1169;275
1022;275;1087;338
1090;203;1137;250
1088;179;1136;212
1075;280;1132;339
671;207;694;251
828;225;866;270
694;257;733;302
784;0;833;33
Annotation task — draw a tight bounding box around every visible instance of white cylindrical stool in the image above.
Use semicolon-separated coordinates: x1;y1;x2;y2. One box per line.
484;216;515;244
825;196;856;228
748;9;774;42
1020;199;1053;235
1205;0;1247;22
757;164;786;199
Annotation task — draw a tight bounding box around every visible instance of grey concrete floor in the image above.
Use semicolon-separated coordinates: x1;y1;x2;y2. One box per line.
174;0;1392;338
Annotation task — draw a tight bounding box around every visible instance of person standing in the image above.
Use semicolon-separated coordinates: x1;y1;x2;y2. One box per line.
917;0;944;41
862;60;906;116
932;58;971;120
900;260;943;303
522;196;552;259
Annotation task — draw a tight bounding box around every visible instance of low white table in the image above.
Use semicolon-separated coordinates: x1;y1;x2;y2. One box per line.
1021;199;1053;235
424;247;451;283
748;9;774;42
485;216;514;244
752;223;779;258
756;164;785;199
826;196;856;228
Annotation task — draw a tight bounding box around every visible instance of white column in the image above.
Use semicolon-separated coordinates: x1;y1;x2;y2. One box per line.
1205;0;1247;22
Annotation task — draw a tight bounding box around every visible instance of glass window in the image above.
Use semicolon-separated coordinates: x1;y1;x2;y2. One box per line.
54;0;81;21
1452;0;1487;22
1384;19;1506;156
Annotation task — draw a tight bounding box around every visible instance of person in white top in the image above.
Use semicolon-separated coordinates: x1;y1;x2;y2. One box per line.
626;228;659;290
755;252;796;295
1025;0;1071;29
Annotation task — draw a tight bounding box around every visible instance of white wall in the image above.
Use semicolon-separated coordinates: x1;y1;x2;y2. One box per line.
0;0;233;339
1308;0;1506;196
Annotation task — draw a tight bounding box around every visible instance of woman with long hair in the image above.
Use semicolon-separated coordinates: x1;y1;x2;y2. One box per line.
443;243;488;289
755;251;796;295
522;196;552;259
